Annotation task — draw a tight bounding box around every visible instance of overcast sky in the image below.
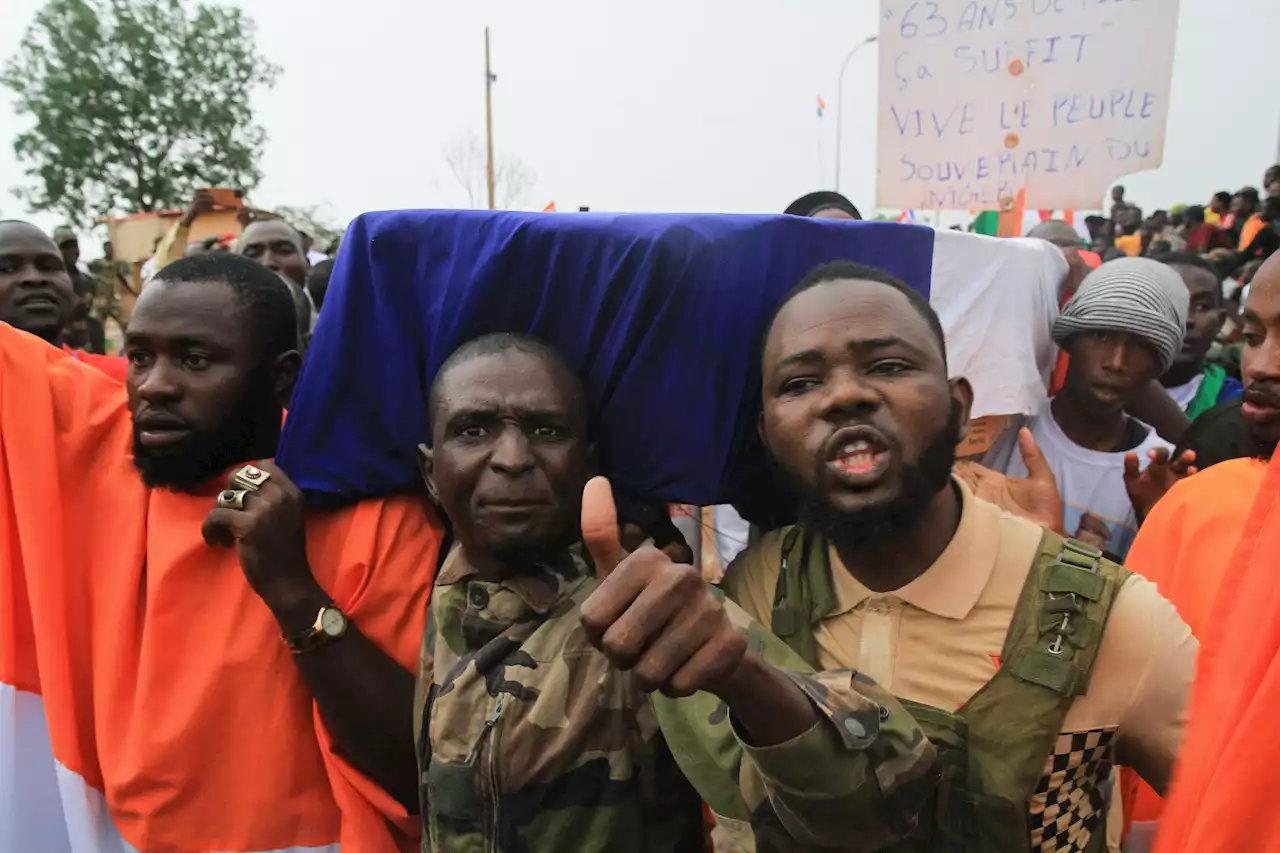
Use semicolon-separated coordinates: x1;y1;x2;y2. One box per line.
2;0;1277;253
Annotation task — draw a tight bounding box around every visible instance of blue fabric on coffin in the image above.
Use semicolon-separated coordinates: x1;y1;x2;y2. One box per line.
277;210;936;523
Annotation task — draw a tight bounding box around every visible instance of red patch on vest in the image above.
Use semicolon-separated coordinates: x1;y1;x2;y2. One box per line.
989;653;1002;670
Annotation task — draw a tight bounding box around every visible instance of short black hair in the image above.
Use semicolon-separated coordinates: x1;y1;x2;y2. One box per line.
1214;191;1233;206
784;190;862;220
1163;252;1224;305
152;252;299;359
427;332;589;437
1238;186;1261;206
1184;204;1206;226
763;260;946;362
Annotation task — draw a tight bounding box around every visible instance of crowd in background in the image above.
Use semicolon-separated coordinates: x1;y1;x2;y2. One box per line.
3;158;1280;853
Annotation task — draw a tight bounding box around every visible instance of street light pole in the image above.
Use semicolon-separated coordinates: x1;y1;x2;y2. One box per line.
834;34;878;193
484;26;497;210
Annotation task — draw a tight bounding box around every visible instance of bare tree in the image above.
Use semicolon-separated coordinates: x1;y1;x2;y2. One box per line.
442;133;535;209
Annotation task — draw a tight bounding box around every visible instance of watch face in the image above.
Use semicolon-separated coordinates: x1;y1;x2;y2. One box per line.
320;608;346;636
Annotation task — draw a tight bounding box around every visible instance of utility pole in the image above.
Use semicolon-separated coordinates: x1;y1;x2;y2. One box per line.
834;34;877;193
484;27;497;210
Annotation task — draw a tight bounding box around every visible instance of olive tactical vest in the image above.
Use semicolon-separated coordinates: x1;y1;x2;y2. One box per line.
769;528;1129;853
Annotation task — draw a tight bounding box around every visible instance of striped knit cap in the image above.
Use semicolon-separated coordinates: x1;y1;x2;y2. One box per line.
1052;257;1189;374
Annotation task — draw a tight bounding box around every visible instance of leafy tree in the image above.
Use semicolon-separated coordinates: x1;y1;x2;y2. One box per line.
2;0;280;226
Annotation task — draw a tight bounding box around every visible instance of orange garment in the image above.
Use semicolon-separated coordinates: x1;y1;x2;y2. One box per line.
1118;458;1268;847
1114;233;1142;257
62;343;128;382
1239;213;1266;251
0;322;443;853
1150;452;1280;853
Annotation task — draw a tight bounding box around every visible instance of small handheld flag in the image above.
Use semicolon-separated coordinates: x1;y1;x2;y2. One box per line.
816;95;826;118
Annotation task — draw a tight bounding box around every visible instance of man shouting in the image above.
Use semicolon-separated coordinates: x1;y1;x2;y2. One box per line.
413;332;941;852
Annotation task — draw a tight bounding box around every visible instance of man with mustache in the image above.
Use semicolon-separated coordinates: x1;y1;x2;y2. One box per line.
415;332;939;852
722;260;1195;852
0;252;444;852
1119;251;1280;848
0;219;125;380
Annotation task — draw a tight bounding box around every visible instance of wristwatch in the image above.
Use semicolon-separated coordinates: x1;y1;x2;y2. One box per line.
286;605;348;653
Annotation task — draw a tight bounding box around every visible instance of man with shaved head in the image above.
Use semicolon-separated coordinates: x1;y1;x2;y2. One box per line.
239;217;311;288
0;219;126;380
239;217;317;335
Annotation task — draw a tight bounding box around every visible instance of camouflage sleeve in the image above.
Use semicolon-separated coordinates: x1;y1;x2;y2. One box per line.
651;598;938;852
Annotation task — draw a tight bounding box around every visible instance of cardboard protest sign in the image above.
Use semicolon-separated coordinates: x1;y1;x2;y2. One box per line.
876;0;1180;211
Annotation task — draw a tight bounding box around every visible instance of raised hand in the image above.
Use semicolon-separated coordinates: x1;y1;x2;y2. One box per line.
954;428;1064;532
1125;447;1197;522
202;460;314;605
182;189;216;227
578;476;746;698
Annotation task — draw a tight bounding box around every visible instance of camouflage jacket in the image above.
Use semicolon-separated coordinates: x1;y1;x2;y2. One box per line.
414;546;939;853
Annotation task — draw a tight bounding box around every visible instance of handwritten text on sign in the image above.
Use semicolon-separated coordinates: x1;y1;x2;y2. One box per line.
876;0;1180;211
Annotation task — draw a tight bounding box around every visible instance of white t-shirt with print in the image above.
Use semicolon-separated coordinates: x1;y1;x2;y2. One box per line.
998;407;1171;558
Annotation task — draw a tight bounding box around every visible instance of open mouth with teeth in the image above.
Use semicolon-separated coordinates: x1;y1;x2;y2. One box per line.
825;428;892;486
835;439;886;475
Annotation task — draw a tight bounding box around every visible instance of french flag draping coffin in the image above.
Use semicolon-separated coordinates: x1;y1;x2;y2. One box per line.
280;211;1065;521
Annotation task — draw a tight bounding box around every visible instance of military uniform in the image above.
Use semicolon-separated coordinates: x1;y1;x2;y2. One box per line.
722;479;1195;852
87;259;131;327
415;545;940;853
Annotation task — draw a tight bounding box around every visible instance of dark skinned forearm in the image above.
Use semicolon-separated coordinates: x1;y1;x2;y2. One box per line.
261;573;420;813
1126;378;1191;444
712;651;822;747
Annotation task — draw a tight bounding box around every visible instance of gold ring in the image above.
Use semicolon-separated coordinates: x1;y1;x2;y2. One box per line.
217;489;250;510
231;465;270;492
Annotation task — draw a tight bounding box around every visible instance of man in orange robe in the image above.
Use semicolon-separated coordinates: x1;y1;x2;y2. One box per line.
1123;252;1280;851
0;253;443;853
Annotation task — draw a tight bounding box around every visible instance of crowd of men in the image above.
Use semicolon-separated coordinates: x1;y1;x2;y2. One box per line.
1;166;1279;853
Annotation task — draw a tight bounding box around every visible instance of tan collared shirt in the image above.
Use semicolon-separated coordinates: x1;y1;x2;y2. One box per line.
723;480;1196;848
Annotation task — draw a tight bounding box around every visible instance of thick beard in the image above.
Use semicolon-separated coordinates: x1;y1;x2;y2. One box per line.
796;402;962;548
132;379;280;491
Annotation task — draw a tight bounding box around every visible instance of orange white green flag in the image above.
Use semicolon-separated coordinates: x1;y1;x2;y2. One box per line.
0;323;444;853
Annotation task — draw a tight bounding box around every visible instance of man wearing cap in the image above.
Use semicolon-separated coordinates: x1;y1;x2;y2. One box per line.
984;257;1194;558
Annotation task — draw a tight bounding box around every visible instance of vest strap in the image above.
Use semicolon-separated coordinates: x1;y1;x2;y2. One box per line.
1039;561;1106;601
1007;648;1081;695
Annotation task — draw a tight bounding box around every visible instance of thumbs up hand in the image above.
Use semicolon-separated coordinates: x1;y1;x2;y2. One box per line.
579;476;748;698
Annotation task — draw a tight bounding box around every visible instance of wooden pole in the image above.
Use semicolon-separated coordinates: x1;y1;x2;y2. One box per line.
484;27;496;210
